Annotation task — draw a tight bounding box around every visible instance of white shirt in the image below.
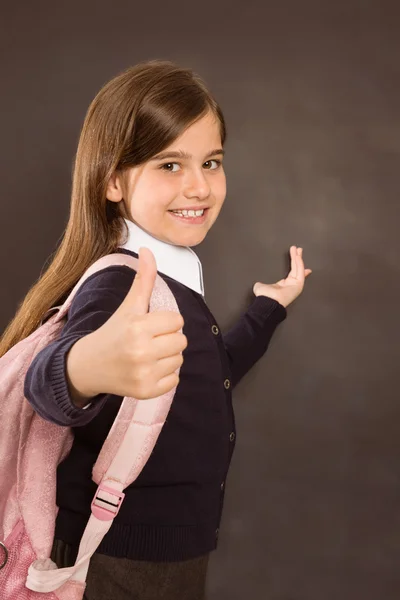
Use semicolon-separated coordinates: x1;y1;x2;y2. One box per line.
119;218;205;297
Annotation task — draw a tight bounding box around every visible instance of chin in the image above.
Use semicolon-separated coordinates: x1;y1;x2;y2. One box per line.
164;227;207;247
187;237;205;247
182;231;208;247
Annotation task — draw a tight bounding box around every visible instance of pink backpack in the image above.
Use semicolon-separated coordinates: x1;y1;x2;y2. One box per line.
0;253;181;599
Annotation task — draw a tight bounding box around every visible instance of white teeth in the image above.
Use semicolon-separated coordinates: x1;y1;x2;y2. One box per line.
171;209;205;218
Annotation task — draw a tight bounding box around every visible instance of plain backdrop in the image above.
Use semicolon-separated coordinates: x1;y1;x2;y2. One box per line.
1;1;400;598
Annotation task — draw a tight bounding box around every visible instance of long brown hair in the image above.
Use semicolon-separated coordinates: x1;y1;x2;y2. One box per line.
0;59;226;356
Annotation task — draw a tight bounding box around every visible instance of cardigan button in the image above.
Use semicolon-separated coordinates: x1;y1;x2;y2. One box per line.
229;432;236;442
215;528;220;539
220;481;225;491
211;325;219;335
224;379;231;390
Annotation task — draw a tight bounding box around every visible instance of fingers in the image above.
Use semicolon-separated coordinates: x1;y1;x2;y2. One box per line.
296;247;305;280
297;248;313;277
288;246;298;279
149;356;184;398
156;353;184;378
144;311;185;336
154;372;181;397
151;330;188;359
289;246;310;281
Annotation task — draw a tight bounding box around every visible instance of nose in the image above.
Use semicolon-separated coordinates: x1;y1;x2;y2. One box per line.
183;168;211;201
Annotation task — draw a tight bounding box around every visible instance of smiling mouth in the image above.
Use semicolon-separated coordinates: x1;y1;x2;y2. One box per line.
168;208;207;218
168;207;209;224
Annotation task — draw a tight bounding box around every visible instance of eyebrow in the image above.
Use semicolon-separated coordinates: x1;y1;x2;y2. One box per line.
151;148;225;161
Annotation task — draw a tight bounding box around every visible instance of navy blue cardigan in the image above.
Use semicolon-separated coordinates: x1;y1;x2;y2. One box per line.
24;247;287;562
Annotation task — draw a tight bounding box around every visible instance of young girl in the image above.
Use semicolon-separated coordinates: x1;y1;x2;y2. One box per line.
0;60;311;599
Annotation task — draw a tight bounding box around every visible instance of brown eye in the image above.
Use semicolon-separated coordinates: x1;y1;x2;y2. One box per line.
203;159;221;170
161;162;180;172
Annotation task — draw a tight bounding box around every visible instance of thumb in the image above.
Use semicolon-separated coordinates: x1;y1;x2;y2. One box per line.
124;247;158;316
253;282;263;296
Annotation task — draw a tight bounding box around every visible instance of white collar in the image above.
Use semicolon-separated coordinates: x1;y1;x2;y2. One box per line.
119;218;205;297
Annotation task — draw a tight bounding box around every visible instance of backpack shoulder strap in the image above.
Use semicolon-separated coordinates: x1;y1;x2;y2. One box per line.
42;253;142;326
26;252;182;593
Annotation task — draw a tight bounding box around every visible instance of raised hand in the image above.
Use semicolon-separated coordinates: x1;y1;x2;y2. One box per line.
253;246;312;308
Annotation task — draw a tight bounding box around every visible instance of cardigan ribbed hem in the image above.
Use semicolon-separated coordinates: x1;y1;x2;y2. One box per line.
50;336;108;425
245;295;287;326
55;509;219;562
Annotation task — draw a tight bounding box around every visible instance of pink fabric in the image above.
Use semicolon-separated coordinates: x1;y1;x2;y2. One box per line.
0;253;180;599
1;523;84;600
0;318;71;550
0;317;74;598
93;275;178;486
1;521;58;599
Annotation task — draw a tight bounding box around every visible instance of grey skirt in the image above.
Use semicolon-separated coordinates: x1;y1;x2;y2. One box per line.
51;538;209;600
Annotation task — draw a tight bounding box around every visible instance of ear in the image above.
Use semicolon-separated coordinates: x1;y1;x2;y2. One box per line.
106;171;124;202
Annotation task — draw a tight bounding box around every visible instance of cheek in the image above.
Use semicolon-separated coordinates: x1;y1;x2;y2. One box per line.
150;176;179;212
130;176;175;216
214;174;227;204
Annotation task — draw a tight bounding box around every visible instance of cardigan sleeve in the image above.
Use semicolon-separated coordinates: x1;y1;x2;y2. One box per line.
222;295;287;388
24;266;135;427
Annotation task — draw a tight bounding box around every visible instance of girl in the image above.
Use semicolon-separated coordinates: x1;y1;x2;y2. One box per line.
0;60;311;599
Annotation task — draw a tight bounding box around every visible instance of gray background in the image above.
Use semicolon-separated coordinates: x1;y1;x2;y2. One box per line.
1;1;400;598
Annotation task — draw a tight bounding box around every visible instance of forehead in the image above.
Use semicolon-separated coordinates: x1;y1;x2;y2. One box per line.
167;112;222;149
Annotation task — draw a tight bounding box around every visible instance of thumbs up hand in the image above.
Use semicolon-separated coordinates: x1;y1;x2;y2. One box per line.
66;247;187;405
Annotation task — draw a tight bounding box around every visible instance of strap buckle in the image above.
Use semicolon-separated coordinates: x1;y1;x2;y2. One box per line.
91;483;125;521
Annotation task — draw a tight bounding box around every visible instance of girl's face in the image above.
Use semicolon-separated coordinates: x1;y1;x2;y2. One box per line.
107;111;226;247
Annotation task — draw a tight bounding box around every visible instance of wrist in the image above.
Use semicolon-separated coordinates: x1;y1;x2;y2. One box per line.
66;333;102;406
255;293;288;309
